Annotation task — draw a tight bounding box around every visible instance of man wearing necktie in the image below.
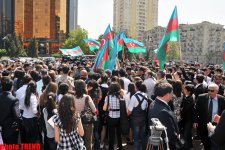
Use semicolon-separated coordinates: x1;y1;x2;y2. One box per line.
148;82;182;149
193;83;225;150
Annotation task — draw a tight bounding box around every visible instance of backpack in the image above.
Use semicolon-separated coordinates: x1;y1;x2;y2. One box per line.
80;96;95;124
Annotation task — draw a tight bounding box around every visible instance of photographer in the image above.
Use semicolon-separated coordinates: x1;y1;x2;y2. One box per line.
148;82;182;149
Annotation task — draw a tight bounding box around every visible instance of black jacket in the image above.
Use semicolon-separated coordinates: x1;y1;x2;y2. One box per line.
195;83;207;100
148;98;182;149
181;95;194;124
210;110;225;149
0;91;22;138
194;93;225;146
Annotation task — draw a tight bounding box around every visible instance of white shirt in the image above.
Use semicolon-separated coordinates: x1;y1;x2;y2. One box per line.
36;79;43;96
128;91;148;112
157;97;169;106
143;78;156;98
16;84;28;110
124;92;132;109
21;94;38;118
43;108;55;138
121;77;131;91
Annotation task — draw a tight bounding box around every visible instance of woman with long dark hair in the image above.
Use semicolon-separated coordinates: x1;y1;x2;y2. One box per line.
98;73;109;148
53;94;85;150
21;81;39;143
74;80;96;150
56;82;69;104
87;80;102;149
43;92;57;150
180;84;195;149
124;82;136;144
103;82;123;150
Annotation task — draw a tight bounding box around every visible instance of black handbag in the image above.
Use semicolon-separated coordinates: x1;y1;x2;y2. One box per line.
80;96;95;124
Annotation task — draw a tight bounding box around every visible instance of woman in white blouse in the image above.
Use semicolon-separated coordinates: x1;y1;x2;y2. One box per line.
21;81;39;143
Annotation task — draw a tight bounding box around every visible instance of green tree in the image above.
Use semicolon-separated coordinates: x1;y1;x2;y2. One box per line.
0;49;7;58
4;33;23;57
62;28;91;54
166;41;180;61
27;38;38;57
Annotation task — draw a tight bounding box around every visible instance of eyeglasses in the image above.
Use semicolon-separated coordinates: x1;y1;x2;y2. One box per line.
208;89;215;92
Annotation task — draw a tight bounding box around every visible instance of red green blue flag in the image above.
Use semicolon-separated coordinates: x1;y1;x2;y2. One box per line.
108;32;125;70
156;6;179;69
84;39;100;51
59;46;84;56
93;25;114;71
124;38;146;53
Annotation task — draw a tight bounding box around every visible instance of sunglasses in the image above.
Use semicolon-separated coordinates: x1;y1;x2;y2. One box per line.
208;89;215;92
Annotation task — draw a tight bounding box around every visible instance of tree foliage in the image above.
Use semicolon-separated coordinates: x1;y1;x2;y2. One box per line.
27;38;38;58
0;49;7;58
166;41;180;61
62;28;91;54
3;33;23;57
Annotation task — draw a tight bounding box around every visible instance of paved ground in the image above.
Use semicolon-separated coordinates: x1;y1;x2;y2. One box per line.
100;139;203;150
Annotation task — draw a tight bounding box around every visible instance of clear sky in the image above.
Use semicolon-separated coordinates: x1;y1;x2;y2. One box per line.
78;0;225;39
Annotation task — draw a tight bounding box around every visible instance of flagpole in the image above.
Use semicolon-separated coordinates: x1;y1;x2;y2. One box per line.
179;29;182;61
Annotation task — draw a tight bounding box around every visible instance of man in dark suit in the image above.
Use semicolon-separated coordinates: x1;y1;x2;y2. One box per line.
0;76;22;144
195;74;207;100
193;83;225;150
207;110;225;149
213;74;225;96
148;82;182;149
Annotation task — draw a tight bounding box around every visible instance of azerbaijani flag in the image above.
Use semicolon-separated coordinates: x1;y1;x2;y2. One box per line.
108;32;125;70
59;46;84;56
153;49;159;66
156;6;179;69
115;32;125;52
93;25;114;71
223;42;225;71
124;38;146;53
84;39;100;51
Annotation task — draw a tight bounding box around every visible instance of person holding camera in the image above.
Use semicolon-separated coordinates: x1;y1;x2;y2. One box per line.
148;82;182;149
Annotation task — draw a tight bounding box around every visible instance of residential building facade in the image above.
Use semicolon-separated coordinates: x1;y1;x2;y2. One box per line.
143;21;225;65
113;0;158;41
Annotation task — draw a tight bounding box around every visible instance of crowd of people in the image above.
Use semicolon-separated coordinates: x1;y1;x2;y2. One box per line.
0;56;225;150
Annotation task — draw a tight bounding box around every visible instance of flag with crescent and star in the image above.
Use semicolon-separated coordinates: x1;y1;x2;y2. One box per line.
123;38;146;53
93;24;114;71
156;6;179;69
59;46;84;56
84;39;100;51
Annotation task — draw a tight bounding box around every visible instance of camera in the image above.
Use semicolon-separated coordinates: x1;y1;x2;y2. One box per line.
147;118;170;150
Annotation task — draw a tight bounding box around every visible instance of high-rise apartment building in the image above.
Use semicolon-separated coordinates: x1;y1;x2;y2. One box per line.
144;21;225;65
14;0;78;53
113;0;158;41
15;0;78;39
0;0;14;48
